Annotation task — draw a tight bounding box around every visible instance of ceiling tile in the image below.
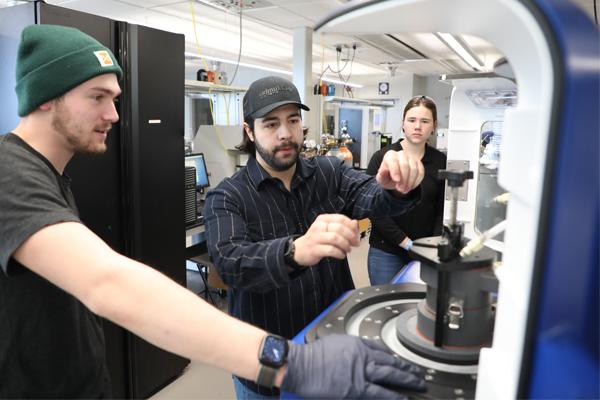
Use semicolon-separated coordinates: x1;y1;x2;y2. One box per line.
280;1;339;21
42;0;501;79
119;0;186;7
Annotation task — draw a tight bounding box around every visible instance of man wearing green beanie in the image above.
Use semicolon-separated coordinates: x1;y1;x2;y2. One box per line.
0;24;424;400
15;24;123;118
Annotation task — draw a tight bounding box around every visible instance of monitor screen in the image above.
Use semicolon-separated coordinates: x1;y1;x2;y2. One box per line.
185;153;210;189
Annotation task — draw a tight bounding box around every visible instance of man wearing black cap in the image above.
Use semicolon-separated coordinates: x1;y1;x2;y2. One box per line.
0;26;425;399
204;76;426;398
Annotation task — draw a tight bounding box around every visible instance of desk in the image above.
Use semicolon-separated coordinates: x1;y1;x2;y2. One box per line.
185;224;229;300
185;224;212;302
186;224;207;259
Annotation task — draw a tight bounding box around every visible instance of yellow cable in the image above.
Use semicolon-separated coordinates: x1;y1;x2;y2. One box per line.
320;34;325;86
188;0;210;72
319;35;327;134
188;0;233;152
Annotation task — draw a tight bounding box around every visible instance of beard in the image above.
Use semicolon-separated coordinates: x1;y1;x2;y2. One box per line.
52;102;110;155
254;139;301;172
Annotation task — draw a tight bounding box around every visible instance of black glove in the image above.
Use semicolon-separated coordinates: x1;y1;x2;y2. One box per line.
281;334;426;399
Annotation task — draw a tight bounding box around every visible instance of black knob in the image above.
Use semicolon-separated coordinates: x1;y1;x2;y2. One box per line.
438;170;474;187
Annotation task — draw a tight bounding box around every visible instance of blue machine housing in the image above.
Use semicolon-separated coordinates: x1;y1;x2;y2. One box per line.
519;1;599;398
287;1;599;399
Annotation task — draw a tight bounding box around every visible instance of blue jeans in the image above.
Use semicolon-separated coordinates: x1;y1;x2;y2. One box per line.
232;376;278;399
367;247;411;285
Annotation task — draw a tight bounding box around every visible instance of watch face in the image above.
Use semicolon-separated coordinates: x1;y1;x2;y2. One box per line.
260;335;288;368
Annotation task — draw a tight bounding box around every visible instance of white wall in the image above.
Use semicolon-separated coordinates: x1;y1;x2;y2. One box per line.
353;74;414;142
338;73;455;167
413;75;453;129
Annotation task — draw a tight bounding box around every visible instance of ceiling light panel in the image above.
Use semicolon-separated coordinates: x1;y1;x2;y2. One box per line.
397;32;453;58
436;32;483;71
458;33;504;70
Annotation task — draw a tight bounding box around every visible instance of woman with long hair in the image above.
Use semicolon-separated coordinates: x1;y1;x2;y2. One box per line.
366;96;447;284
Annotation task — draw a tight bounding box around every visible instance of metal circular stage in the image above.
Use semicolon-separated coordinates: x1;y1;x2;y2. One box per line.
305;283;478;399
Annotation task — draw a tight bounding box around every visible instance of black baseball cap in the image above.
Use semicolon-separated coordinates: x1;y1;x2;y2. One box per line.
243;76;310;119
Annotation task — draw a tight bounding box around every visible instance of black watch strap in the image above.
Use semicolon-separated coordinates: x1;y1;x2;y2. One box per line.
256;364;279;388
284;236;304;270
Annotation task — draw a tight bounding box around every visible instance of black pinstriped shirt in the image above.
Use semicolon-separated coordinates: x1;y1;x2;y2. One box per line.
204;156;420;395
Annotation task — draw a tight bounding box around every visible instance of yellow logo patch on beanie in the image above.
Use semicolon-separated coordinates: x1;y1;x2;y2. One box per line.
94;50;114;67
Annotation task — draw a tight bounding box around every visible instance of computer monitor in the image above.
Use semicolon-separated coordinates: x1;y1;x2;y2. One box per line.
184;153;210;190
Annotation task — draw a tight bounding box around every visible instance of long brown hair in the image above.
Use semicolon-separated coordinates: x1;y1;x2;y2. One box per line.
403;95;438;124
236;116;257;154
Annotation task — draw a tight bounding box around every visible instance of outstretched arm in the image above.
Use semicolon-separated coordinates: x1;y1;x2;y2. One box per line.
376;150;425;194
367;148;412;248
13;221;266;382
13;221;425;398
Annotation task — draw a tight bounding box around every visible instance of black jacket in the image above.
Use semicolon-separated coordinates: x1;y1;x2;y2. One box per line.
366;139;447;255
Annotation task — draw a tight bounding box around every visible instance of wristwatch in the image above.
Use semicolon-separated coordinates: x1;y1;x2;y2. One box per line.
283;236;304;270
256;334;289;388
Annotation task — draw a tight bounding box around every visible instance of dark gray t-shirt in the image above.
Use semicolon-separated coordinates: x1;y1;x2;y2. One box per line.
0;133;111;397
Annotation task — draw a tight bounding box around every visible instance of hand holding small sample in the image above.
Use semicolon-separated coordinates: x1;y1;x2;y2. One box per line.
292;214;360;266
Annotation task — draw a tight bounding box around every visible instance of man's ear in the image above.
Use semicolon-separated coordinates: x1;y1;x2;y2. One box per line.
38;101;53;111
244;122;255;142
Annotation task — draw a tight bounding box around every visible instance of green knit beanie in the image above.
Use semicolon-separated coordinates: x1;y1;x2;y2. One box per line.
15;24;123;117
